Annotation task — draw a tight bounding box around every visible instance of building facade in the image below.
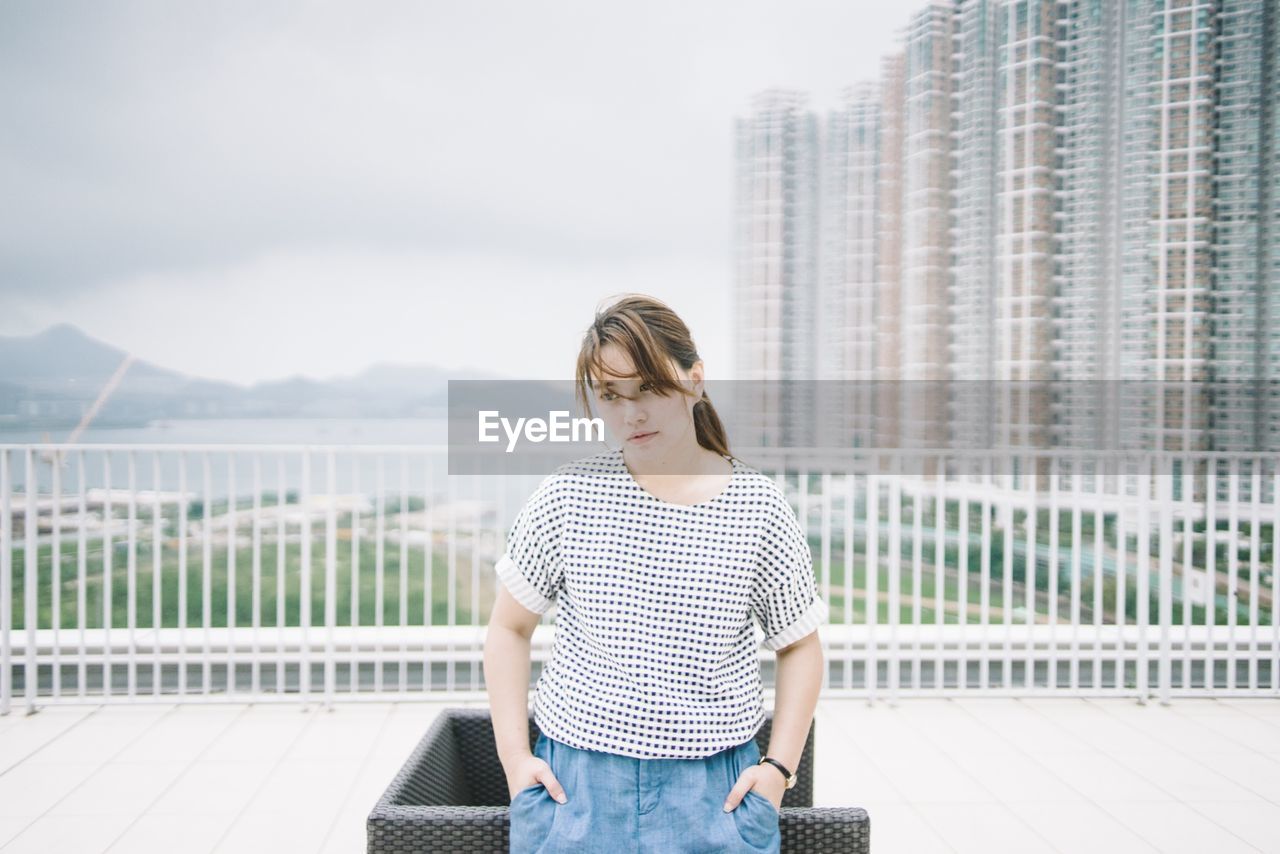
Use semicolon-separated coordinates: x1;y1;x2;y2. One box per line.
732;0;1278;461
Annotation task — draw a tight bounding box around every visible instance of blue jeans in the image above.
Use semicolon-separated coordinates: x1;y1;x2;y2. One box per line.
508;731;782;854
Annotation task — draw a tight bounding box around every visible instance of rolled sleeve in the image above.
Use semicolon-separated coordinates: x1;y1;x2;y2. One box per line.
759;586;829;651
495;552;557;615
752;488;829;651
494;474;569;615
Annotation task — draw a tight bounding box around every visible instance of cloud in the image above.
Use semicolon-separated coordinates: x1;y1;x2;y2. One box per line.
2;245;730;385
0;0;901;382
1;0;899;291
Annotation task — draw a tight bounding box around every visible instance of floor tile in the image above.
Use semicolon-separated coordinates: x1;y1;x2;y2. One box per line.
0;812;136;854
209;810;332;854
1093;800;1264;854
1183;800;1280;854
112;710;242;763
1003;801;1161;853
47;761;189;817
1021;750;1173;802
912;802;1057;854
318;807;369;854
102;812;235;854
241;758;363;815
853;801;954;853
0;762;102;818
1106;751;1266;803
146;761;278;816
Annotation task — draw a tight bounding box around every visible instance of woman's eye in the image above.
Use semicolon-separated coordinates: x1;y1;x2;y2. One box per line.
600;383;653;402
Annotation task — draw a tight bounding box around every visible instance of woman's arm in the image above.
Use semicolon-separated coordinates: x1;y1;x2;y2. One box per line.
765;629;824;776
483;584;571;802
484;584;542;769
724;628;824;812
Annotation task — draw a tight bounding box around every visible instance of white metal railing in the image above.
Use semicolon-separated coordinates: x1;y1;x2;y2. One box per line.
1;444;1277;714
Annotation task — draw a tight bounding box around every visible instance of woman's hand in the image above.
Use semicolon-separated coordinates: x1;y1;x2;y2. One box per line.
722;764;786;813
505;753;569;804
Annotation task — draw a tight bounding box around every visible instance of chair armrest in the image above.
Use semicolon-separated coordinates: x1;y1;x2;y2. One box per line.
779;807;871;854
367;805;510;852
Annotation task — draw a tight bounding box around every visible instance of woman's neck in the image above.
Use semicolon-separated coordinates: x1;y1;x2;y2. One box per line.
622;441;727;479
623;442;732;506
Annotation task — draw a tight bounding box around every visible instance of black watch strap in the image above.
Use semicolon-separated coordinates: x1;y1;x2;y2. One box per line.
758;756;793;784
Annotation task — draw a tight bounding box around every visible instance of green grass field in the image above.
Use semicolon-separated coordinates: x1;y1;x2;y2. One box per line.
8;537;495;630
5;485;1270;632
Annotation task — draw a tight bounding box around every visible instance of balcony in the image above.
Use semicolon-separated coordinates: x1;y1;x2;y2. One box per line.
3;444;1279;853
2;696;1278;853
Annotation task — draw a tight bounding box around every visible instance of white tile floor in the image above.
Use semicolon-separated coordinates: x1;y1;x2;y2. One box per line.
1;696;1278;853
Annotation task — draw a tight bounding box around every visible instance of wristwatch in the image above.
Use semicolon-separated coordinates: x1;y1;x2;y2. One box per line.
757;756;798;790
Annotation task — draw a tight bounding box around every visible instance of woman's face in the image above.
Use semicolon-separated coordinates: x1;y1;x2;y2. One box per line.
592;343;702;458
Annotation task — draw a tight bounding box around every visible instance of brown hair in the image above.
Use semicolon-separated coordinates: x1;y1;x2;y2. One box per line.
574;294;735;461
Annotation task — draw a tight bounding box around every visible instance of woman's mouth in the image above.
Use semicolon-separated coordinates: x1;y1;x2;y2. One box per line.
628;431;658;444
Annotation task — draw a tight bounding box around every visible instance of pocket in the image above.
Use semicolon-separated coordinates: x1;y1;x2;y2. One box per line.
731;788;781;849
744;789;779;816
513;781;545;801
509;780;556;854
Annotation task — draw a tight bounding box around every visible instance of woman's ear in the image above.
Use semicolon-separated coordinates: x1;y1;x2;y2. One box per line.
688;379;704;412
688;361;705;400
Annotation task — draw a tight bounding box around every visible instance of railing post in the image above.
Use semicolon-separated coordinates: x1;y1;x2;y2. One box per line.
225;452;236;700
52;451;62;702
866;458;878;705
932;455;946;694
324;449;337;710
301;449;311;701
1047;454;1059;694
201;452;211;696
151;451;162;700
126;450;137;700
24;448;37;715
251;453;262;697
1;449;10;716
177;452;188;699
1024;451;1037;692
819;469;833;694
1157;453;1173;705
887;452;900;707
1273;460;1279;698
1137;454;1150;704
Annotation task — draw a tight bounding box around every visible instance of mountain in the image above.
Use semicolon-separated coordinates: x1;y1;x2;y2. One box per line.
0;324;473;427
0;322;215;395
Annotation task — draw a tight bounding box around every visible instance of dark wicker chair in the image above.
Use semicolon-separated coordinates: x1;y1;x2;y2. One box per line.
367;707;870;853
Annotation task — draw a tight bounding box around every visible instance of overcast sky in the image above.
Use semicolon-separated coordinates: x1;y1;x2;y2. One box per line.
1;0;905;386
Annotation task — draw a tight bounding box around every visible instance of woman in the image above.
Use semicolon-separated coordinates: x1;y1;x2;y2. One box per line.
483;294;828;853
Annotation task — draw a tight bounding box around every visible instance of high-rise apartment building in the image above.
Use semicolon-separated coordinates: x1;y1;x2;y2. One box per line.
822;82;882;449
993;0;1056;453
1213;0;1278;454
732;89;820;448
1054;0;1147;451
733;0;1278;458
901;3;955;449
875;53;907;451
951;0;1000;450
1148;0;1216;452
